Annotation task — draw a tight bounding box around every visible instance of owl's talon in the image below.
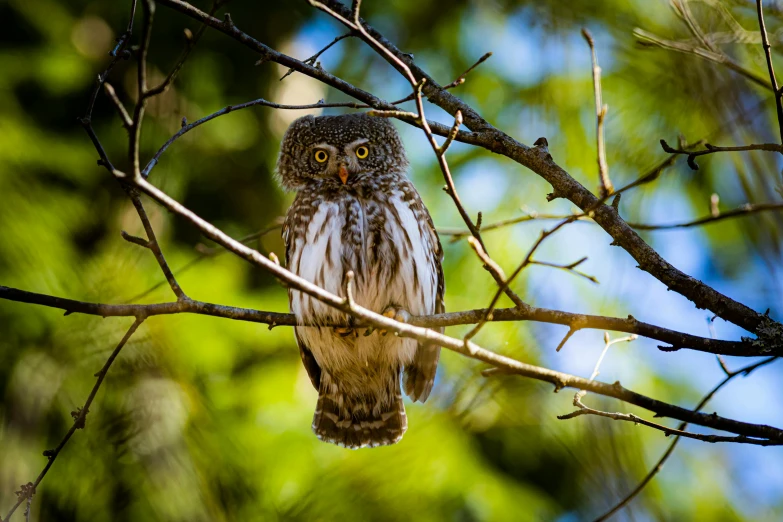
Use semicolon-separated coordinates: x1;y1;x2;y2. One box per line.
379;305;410;335
334;326;356;338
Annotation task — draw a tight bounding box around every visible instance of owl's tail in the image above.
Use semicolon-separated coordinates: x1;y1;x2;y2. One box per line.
312;373;407;449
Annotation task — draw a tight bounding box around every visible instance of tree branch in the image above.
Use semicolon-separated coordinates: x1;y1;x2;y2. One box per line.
595;355;779;520
582;28;613;197
1;319;144;522
660;139;783;170
0;285;760;356
296;0;774;336
756;0;783;145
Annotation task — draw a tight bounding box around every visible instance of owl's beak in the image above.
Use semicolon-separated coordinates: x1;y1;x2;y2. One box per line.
338;165;349;185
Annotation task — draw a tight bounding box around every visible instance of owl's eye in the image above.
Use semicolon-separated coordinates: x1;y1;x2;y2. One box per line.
355;146;369;159
314;150;329;163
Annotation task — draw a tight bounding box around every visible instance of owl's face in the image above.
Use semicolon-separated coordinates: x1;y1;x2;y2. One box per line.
276;113;409;191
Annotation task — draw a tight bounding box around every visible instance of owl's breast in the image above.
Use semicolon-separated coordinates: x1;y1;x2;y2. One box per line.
287;199;346;323
287;189;437;321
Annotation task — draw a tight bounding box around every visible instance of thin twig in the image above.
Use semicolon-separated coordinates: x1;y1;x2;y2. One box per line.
568;332;638;406
124;224;281;303
756;0;783;144
633;28;772;90
594;356;779;521
144;0;216;98
557;403;781;446
142;98;368;178
627;201;783;230
529;257;599;284
388;51;492;105
1;319;144;522
127;190;188;300
110;0;138;58
103;83;132;129
279;31;355;81
582;28;613;197
463;214;583;342
128;0;155;179
660;139;783;170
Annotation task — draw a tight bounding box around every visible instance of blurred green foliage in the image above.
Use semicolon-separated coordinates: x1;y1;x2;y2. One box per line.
1;0;783;520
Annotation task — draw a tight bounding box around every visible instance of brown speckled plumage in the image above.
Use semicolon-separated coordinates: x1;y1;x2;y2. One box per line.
277;114;444;448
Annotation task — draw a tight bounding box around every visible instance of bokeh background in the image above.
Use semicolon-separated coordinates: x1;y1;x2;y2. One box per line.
2;0;783;520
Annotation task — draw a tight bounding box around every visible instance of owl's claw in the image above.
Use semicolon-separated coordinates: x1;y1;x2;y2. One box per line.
380;306;410;336
334;326;357;338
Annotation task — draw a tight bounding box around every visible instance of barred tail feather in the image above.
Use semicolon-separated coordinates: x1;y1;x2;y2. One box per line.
312;376;407;449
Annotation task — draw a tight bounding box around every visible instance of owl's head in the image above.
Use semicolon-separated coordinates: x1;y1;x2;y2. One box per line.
276;113;409;191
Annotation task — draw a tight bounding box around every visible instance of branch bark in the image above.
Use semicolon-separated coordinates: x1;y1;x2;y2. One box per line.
155;0;776;339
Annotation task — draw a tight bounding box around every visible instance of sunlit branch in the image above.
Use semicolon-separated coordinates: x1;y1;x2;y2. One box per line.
103;83;132;129
463;214;582;342
529;257;599;284
0;285;760;356
582;28;613;197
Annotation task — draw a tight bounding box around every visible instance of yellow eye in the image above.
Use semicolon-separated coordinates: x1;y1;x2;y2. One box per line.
355;146;369;159
314;150;328;163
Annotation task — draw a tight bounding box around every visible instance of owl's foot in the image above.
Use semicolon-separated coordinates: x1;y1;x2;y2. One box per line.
379;305;411;336
334;326;357;338
334;317;358;338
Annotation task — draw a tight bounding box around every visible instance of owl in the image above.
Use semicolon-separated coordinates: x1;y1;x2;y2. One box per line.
277;113;444;449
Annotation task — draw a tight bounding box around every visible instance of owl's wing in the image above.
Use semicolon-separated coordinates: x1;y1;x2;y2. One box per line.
284;194;322;390
403;190;444;403
295;329;322;389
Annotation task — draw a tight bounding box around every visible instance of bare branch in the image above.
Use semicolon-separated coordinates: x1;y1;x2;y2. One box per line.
388;51;492;105
756;0;783;144
110;0;138;58
529;257;599;284
464;214;583;342
142;98;368;178
660;139;783;170
633;28;772;90
103;83;132;129
1;319;144;522
627;201;783;230
144;2;216;98
0;285;760;356
557;401;781;446
582;28;613;197
279;31;355;81
83;167;783;442
127;190;188;300
438;109;463;156
120;230;150;248
595;356;779;520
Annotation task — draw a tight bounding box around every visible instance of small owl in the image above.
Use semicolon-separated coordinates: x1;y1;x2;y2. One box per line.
277;113;444;449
